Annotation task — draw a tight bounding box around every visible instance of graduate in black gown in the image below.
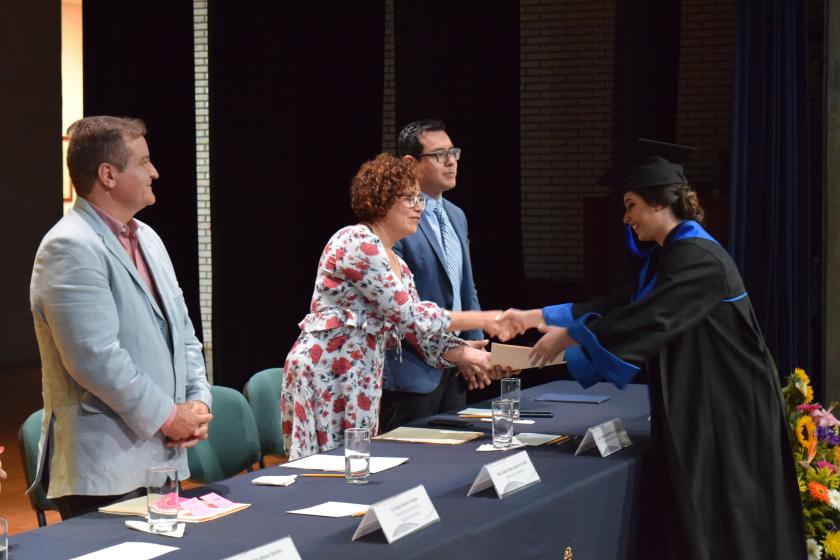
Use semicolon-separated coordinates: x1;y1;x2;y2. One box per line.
502;140;806;559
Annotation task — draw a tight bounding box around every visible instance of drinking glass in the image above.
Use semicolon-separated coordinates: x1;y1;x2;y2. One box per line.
500;377;521;420
0;516;7;560
344;428;371;484
492;400;514;448
146;466;179;533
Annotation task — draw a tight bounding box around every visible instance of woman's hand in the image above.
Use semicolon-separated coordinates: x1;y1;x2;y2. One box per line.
482;310;524;342
446;343;492;390
495;308;544;336
528;324;577;368
0;445;7;492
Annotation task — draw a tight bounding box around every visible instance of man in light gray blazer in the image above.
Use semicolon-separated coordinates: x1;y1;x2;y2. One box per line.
30;116;212;519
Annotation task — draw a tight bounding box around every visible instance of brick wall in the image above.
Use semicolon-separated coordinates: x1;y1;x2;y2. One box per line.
193;0;213;381
519;0;615;282
675;0;736;191
382;0;396;153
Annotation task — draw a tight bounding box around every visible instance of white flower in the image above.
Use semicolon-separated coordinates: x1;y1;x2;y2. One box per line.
829;489;840;511
807;537;823;560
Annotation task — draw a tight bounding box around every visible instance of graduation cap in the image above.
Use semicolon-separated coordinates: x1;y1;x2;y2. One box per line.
598;138;697;190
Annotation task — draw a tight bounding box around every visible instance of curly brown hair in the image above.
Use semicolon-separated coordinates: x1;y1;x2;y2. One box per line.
350;153;418;223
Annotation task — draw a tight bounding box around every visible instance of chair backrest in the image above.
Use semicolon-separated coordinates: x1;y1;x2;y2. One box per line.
17;409;57;524
187;385;261;483
243;368;285;459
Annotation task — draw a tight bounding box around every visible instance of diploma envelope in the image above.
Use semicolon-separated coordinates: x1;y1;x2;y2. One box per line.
490;343;565;370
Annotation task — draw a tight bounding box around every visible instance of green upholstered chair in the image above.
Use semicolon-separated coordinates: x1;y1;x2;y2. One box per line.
243;368;286;467
17;409;58;526
187;385;261;483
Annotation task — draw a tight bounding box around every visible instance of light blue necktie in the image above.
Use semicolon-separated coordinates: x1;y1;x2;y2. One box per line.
434;203;462;312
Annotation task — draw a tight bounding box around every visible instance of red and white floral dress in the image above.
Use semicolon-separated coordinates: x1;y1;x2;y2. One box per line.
281;225;462;460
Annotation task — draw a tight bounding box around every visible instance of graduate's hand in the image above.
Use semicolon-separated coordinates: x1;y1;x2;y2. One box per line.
528;324;576;368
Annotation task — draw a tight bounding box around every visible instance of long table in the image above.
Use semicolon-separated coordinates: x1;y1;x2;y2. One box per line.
8;380;651;559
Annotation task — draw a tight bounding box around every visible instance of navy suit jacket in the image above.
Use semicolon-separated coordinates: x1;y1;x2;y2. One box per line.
383;198;481;393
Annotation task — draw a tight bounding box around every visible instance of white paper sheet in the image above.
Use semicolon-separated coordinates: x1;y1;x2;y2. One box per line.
287;502;369;518
478;418;535;425
280;454;408;474
490;343;565;370
69;542;179;560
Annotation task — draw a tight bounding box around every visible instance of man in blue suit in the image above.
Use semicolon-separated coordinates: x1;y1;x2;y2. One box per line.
380;119;487;431
30;116;213;519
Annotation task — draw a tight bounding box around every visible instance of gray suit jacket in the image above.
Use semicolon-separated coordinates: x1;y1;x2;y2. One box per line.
29;197;211;498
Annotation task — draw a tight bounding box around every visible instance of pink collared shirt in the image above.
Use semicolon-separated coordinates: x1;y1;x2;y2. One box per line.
89;204;160;303
89;202;176;431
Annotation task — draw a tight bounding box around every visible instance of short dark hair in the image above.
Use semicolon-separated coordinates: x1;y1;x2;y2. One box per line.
396;119;446;158
350;153;418;223
66;116;147;195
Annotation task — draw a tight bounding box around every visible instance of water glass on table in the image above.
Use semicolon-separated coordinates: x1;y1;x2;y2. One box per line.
492;400;515;448
146;466;179;533
344;428;371;484
500;377;521;420
0;516;7;560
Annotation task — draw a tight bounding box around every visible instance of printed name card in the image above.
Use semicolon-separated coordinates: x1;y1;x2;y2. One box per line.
467;450;541;499
221;536;302;560
574;417;632;457
352;485;440;544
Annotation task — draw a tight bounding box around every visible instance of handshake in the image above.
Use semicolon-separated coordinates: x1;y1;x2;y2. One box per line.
447;308;574;390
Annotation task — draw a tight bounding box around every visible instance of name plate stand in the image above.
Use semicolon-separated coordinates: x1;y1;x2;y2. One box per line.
222;536;302;560
467;450;541;499
574;417;632;457
352;485;440;544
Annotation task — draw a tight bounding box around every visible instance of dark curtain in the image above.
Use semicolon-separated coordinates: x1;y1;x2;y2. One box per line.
605;0;682;293
210;2;385;389
394;0;522;312
729;0;814;383
83;1;201;339
0;0;62;366
394;1;522;401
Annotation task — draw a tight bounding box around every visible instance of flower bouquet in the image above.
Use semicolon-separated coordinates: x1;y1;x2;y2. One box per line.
784;368;840;559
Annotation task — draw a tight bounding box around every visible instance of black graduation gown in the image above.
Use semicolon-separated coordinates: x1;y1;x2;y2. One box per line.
544;222;806;560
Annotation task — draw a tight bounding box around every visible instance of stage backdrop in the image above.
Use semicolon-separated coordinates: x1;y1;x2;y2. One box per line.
82;0;201;342
0;0;62;367
209;2;385;388
394;0;523;313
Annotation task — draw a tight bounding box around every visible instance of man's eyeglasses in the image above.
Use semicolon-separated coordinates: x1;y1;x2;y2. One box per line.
401;194;427;209
419;148;461;164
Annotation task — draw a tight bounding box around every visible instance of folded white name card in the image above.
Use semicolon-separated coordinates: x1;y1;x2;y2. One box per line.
221;536;301;560
467;450;541;499
574;417;632;457
352;485;440;544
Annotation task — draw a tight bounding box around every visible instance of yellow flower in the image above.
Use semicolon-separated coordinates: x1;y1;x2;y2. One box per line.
835;446;840;465
795;368;814;403
797;415;817;449
824;530;840;557
799;477;807;493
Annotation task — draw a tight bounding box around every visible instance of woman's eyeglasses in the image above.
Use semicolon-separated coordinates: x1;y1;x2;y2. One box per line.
401;194;427;209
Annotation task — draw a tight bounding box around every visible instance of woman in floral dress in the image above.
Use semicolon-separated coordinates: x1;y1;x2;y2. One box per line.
281;154;508;460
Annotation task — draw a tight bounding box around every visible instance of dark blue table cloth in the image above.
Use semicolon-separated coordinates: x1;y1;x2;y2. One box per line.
9;380;651;559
